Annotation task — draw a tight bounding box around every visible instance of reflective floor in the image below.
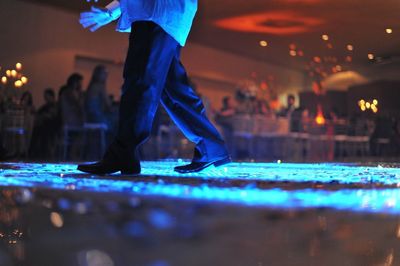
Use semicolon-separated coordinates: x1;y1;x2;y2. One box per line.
0;161;399;266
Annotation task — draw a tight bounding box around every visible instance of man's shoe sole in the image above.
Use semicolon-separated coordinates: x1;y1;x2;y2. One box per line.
174;157;231;173
77;165;140;176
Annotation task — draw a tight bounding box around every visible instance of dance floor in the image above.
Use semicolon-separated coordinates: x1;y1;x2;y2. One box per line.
0;161;399;265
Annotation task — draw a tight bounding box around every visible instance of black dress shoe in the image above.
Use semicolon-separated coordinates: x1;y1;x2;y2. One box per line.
78;140;140;176
174;156;231;173
77;160;140;176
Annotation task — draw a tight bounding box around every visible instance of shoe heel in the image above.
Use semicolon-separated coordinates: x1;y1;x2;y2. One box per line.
121;170;140;176
213;157;231;167
121;165;141;176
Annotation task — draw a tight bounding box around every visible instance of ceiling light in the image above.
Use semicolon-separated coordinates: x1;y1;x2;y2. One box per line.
347;44;354;51
322;34;329;41
313;56;322;63
386;28;393;34
259;40;268;47
368;53;375;60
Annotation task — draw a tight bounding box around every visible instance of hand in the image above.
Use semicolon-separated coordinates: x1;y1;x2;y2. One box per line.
79;6;113;32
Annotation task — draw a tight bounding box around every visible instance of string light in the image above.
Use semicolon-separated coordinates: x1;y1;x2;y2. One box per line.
14;80;23;88
2;62;28;88
322;34;329;41
386;28;393;34
358;99;379;113
11;70;17;78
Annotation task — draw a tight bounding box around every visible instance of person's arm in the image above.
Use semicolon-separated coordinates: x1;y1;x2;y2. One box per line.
79;0;121;32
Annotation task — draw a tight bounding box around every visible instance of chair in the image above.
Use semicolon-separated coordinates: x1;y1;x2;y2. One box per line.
83;123;108;161
61;125;85;161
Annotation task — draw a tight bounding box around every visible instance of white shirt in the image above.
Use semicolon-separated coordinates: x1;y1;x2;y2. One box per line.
107;0;197;46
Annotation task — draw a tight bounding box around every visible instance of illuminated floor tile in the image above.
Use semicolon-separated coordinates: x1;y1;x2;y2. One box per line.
0;161;399;214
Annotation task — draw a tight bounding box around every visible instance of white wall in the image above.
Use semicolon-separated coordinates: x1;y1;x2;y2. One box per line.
0;0;305;109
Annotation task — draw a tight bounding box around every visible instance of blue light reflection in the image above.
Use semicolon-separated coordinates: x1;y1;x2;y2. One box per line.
0;162;400;214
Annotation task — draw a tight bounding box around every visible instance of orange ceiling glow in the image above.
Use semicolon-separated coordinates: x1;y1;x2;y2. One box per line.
215;11;324;35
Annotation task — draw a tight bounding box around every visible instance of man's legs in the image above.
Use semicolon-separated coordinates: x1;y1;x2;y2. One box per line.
78;21;179;175
161;48;230;167
116;22;178;152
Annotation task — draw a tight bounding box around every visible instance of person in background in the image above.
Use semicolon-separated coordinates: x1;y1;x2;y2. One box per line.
60;73;85;160
256;99;272;116
85;65;111;126
30;89;60;159
84;65;113;160
20;91;35;157
234;90;247;114
300;108;311;133
278;94;296;118
390;118;400;155
215;96;236;155
60;73;85;127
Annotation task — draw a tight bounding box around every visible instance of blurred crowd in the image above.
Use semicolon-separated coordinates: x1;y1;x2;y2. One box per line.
0;65;119;161
1;65;400;162
214;90;400;158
